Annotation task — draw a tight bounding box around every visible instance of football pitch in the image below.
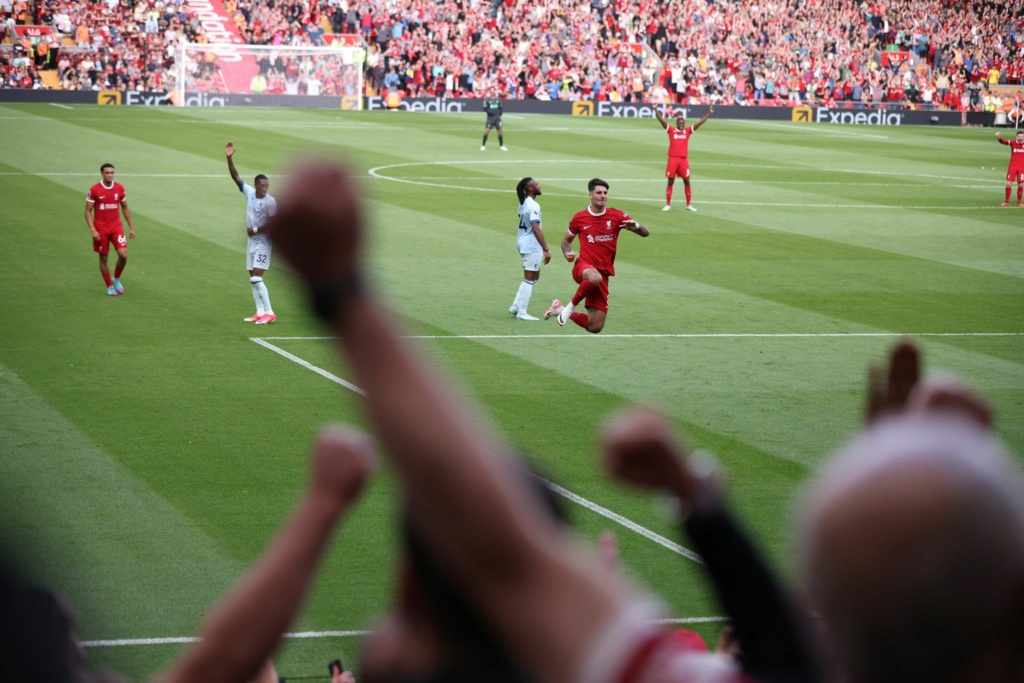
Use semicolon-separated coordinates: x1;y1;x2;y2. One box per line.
1;104;1022;680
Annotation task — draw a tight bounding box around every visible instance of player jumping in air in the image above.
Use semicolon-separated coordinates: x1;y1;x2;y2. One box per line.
85;163;135;296
226;142;278;324
544;178;649;334
508;177;551;321
996;130;1024;207
655;105;714;212
481;89;507;151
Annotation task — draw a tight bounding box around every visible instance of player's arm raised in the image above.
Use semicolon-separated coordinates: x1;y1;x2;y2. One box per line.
655;105;669;130
693;105;715;131
996;132;1009;145
226;141;244;190
560;229;577;262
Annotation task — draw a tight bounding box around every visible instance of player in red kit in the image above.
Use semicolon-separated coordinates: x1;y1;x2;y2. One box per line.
85;163;135;296
543;178;649;333
996;130;1024;207
655;105;714;212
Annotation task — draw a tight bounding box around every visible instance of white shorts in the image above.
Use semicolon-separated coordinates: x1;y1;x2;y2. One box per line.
247;238;272;271
521;250;543;272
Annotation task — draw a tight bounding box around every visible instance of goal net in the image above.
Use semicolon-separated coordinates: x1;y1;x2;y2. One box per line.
176;41;365;109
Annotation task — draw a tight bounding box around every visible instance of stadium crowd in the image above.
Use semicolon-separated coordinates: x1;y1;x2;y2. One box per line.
2;0;1022;110
5;159;1024;683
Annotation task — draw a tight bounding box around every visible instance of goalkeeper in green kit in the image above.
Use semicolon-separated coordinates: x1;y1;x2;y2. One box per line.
481;89;508;151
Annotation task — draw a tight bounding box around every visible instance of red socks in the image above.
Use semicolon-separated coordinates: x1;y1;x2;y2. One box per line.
1018;186;1023;203
666;185;673;205
570;312;588;329
685;185;692;206
102;271;112;287
114;265;124;279
1008;187;1013;203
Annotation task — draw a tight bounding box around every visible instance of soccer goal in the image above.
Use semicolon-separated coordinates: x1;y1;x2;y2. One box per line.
176;41;365;109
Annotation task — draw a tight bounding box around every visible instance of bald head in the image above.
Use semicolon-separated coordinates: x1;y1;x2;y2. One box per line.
800;416;1024;683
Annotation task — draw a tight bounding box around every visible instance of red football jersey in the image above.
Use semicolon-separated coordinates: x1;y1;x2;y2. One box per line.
667;125;695;158
568;206;632;277
1001;138;1024;167
87;182;126;231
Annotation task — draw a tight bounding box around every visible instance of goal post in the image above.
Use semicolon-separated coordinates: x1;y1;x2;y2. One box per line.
176;41;365;109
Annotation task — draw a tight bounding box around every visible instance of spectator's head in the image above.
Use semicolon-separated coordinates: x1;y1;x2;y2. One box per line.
799;415;1024;683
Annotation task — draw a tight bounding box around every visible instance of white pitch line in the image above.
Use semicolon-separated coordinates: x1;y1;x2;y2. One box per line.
80;615;728;647
251;338;366;396
249;336;703;564
543;480;702;564
255;332;1024;341
49;102;73;110
367;160;1006;209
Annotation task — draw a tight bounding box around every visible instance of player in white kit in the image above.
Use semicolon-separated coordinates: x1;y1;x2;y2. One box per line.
508;177;551;321
226;141;278;324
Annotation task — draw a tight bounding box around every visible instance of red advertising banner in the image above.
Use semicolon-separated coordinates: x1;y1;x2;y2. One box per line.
611;43;645;55
14;25;55;44
186;0;257;92
322;33;362;47
881;51;911;67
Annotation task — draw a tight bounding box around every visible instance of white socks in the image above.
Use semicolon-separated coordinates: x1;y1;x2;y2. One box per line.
513;279;535;314
251;276;273;315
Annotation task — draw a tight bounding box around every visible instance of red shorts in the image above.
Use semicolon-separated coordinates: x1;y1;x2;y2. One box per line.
93;227;127;255
572;259;611;313
666;157;690;179
1008;166;1024;183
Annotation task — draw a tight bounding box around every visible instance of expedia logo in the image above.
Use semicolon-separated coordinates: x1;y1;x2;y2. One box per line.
340;96;360;110
572;101;594;117
816;108;903;126
365;96;465;112
792;107;812;122
125;91;173;106
98;91;121;105
596;102;661;118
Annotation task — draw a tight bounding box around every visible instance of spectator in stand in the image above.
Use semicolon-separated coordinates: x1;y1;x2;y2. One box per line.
800;340;1024;683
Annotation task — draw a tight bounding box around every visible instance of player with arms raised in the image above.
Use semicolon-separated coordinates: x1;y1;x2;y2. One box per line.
544;178;649;334
226;141;278;324
996;130;1024;207
85;163;135;296
656;105;713;212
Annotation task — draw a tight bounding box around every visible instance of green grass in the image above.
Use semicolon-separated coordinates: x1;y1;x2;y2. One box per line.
1;104;1022;681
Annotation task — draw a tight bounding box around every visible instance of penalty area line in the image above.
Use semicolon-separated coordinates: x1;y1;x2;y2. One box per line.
250;337;703;565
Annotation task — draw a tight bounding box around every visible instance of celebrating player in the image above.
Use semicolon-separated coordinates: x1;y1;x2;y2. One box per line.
996;130;1024;207
508;177;551;321
544;179;649;334
655;105;714;212
481;89;507;151
226;142;278;324
85;163;135;296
